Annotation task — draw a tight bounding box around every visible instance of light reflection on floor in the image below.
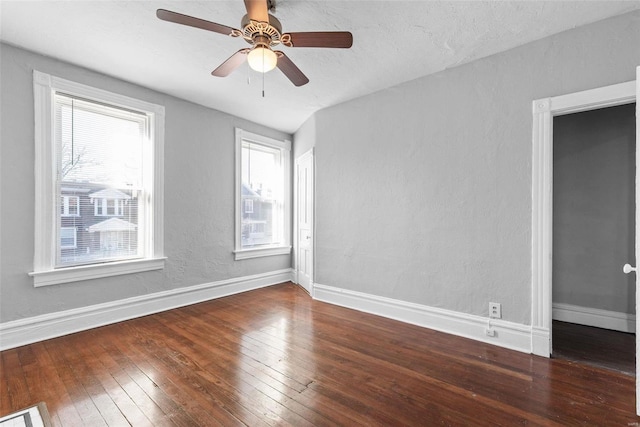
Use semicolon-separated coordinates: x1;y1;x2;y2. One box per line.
236;314;317;420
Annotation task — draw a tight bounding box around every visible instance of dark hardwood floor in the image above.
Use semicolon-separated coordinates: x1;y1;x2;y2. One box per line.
552;320;635;376
1;282;638;425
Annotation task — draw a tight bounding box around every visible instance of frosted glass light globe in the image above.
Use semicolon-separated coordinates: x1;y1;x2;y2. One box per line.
247;47;277;73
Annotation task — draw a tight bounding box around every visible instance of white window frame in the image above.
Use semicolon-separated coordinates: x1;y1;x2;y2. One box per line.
60;195;79;217
234;128;291;260
29;70;166;287
60;227;77;249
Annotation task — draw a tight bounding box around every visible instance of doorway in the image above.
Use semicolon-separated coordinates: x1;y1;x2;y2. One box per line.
551;103;636;375
530;80;636;358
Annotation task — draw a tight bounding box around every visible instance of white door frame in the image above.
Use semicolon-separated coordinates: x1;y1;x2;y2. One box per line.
530;80;636;357
293;148;315;294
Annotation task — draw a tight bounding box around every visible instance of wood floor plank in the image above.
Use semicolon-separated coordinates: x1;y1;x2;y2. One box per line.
43;339;109;426
553;320;634;375
102;322;254;427
127;315;307;426
182;290;556;423
28;342;85;427
158;309;373;426
68;332;156;427
162;302;436;422
54;334;131;426
1;349;32;411
0;351;13;414
1;282;638;425
95;331;198;427
17;344;69;427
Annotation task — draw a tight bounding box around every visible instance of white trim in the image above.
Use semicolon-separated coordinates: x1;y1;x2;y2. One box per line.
238;128;291;151
31;70;165;286
234;246;291;260
1;269;294;351
553;303;635;333
33;70;56;275
531;326;550;357
34;70;165;115
28;257;166;287
314;283;531;354
531;80;636;357
547;81;636;116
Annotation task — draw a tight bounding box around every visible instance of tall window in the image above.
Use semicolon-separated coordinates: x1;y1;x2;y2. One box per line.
54;93;144;266
31;71;165;287
235;128;291;260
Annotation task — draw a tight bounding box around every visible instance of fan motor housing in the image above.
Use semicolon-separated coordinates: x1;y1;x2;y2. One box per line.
241;14;283;47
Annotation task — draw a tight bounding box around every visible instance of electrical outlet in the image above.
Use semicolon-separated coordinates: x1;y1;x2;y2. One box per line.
489;302;502;319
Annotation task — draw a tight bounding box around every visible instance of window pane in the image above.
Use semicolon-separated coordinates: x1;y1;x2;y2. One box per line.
241;142;282;248
55;94;144;267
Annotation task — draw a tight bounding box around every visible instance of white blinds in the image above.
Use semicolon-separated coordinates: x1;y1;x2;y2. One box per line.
240;141;283;248
54;93;147;267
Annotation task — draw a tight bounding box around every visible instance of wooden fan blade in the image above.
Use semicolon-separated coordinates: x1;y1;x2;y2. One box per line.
212;49;249;77
157;9;238;36
284;32;353;48
276;52;309;87
244;0;269;22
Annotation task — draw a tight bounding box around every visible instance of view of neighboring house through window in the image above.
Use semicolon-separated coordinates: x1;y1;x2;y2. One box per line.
235;128;291;259
32;71;165;287
55;93;144;267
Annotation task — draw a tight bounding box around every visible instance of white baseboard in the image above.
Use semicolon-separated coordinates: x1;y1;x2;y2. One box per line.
0;269;294;351
552;302;635;333
313;283;532;354
531;326;550;357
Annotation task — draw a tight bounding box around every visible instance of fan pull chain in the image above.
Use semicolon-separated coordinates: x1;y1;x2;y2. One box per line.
262;48;266;98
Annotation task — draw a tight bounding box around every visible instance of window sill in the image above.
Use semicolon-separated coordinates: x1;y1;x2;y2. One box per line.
234;246;291;260
29;257;166;287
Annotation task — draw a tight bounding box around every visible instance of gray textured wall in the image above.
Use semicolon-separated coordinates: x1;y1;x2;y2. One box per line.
553;104;636;314
293;115;315;159
0;43;292;323
300;10;640;325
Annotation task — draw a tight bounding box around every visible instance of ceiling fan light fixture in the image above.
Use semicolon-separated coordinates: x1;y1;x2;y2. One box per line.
247;46;277;73
156;2;353;86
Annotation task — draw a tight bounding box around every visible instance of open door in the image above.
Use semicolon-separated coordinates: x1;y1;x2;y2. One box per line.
629;66;640;415
636;66;640;416
295;149;314;294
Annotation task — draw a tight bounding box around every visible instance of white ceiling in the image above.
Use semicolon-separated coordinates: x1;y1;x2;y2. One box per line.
2;1;639;133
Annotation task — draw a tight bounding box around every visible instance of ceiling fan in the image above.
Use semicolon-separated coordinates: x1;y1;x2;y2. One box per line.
156;0;353;87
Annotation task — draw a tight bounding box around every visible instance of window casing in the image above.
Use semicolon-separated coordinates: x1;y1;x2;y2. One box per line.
235;128;291;260
30;71;165;287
